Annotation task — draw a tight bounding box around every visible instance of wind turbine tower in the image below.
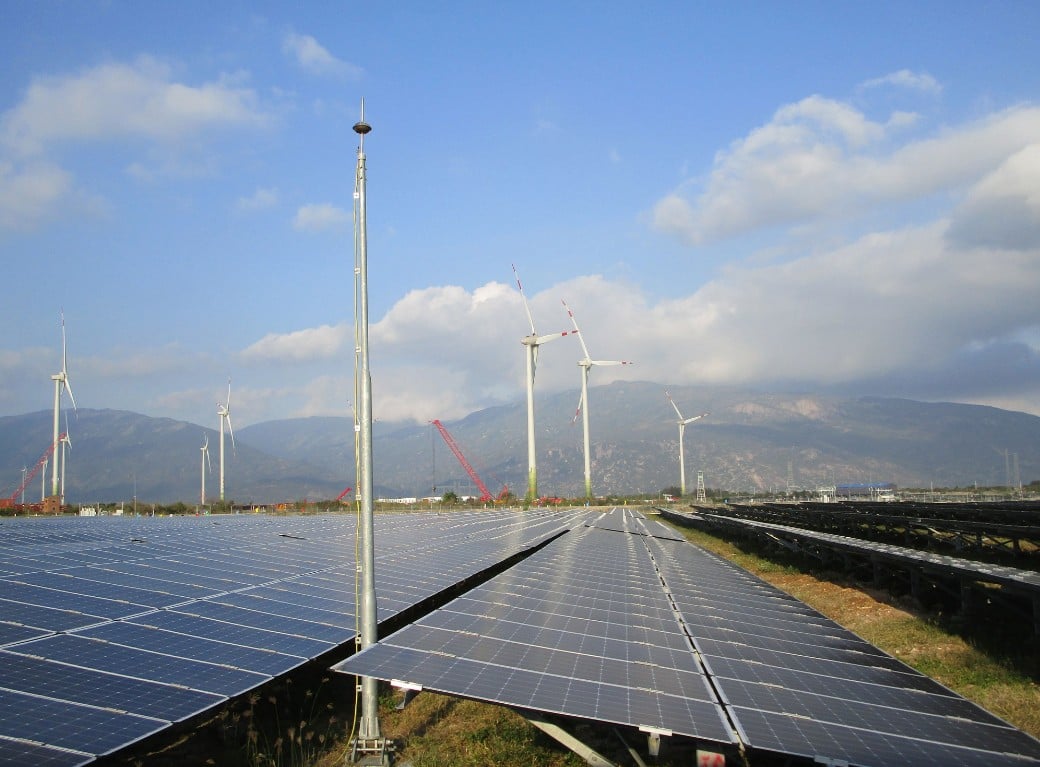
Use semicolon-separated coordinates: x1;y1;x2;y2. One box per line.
514;265;575;504
563;300;631;501
50;313;76;502
200;434;212;507
666;392;708;498
216;380;235;502
59;415;71;504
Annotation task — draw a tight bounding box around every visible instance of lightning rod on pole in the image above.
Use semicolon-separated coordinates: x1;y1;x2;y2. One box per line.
349;99;392;766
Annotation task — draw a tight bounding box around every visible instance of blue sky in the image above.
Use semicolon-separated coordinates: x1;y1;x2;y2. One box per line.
2;1;1039;430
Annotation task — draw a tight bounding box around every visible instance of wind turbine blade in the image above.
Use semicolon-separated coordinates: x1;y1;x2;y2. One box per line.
589;359;631;367
64;412;71;448
561;299;592;361
512;264;537;335
533;329;576;345
226;379;232;409
570;389;584;425
61;311;68;375
665;391;685;420
227;416;236;455
682;412;710;425
64;378;78;412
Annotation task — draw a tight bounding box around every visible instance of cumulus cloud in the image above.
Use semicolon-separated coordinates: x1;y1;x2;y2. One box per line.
0;160;72;230
293;203;348;231
0;57;269;229
283;32;361;78
946;144;1040;250
1;57;267;156
653;97;1040;245
278;208;1039;422
240;323;350;362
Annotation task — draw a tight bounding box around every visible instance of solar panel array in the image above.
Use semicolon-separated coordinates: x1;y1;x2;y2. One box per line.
0;510;586;766
340;508;1040;766
336;509;734;743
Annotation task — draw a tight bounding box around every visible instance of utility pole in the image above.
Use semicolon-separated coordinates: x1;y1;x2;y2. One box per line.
349;100;391;766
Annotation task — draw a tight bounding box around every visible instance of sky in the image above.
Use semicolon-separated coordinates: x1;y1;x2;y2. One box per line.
2;1;1039;432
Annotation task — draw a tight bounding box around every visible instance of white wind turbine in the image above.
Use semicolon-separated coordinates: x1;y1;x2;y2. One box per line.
216;380;235;502
59;412;71;504
514;264;577;504
200;434;212;507
563;299;632;501
665;391;708;498
50;312;77;501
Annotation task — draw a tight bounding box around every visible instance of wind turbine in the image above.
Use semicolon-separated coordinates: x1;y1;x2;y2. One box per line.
50;312;77;501
563;300;632;501
216;380;235;502
59;413;71;504
514;264;576;504
200;434;212;507
665;391;708;498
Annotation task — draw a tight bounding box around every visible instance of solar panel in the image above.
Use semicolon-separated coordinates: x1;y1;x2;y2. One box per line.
337;519;736;744
0;509;590;763
0;736;91;767
340;508;1040;765
643;531;1040;765
0;651;222;721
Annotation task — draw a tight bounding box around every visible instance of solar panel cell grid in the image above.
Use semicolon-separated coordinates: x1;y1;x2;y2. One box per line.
0;651;222;721
0;510;592;763
0;688;166;756
0;737;91;767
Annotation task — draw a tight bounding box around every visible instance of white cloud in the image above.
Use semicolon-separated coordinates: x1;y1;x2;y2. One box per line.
0;57;270;228
653;99;1040;245
293;203;348;231
240;323;349;362
236;187;278;212
1;57;267;156
0;160;72;230
860;69;942;95
946;143;1040;250
283;32;361;78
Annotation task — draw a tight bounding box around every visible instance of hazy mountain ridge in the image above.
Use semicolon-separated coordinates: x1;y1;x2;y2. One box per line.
2;383;1038;504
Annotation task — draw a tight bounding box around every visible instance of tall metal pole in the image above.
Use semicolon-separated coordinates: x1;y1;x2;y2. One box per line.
678;422;687;497
524;342;538;503
580;362;592;501
50;376;61;498
352;100;385;758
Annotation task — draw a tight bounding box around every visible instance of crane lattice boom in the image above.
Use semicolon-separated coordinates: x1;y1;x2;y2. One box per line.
431;420;504;502
1;435;62;509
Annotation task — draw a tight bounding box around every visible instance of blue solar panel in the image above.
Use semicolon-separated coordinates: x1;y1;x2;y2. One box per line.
341;508;1040;765
0;688;165;756
0;736;91;767
0;509;590;763
0;651;222;721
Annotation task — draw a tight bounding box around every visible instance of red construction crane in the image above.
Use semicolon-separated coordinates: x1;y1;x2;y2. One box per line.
335;486;353;503
430;420;508;503
1;435;62;509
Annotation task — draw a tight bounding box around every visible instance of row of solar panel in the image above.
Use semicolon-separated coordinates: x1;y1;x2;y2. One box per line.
339;507;1040;766
0;509;589;765
682;509;1040;590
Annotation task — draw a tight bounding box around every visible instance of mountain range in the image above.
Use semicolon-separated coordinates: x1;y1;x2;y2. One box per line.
2;381;1038;505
